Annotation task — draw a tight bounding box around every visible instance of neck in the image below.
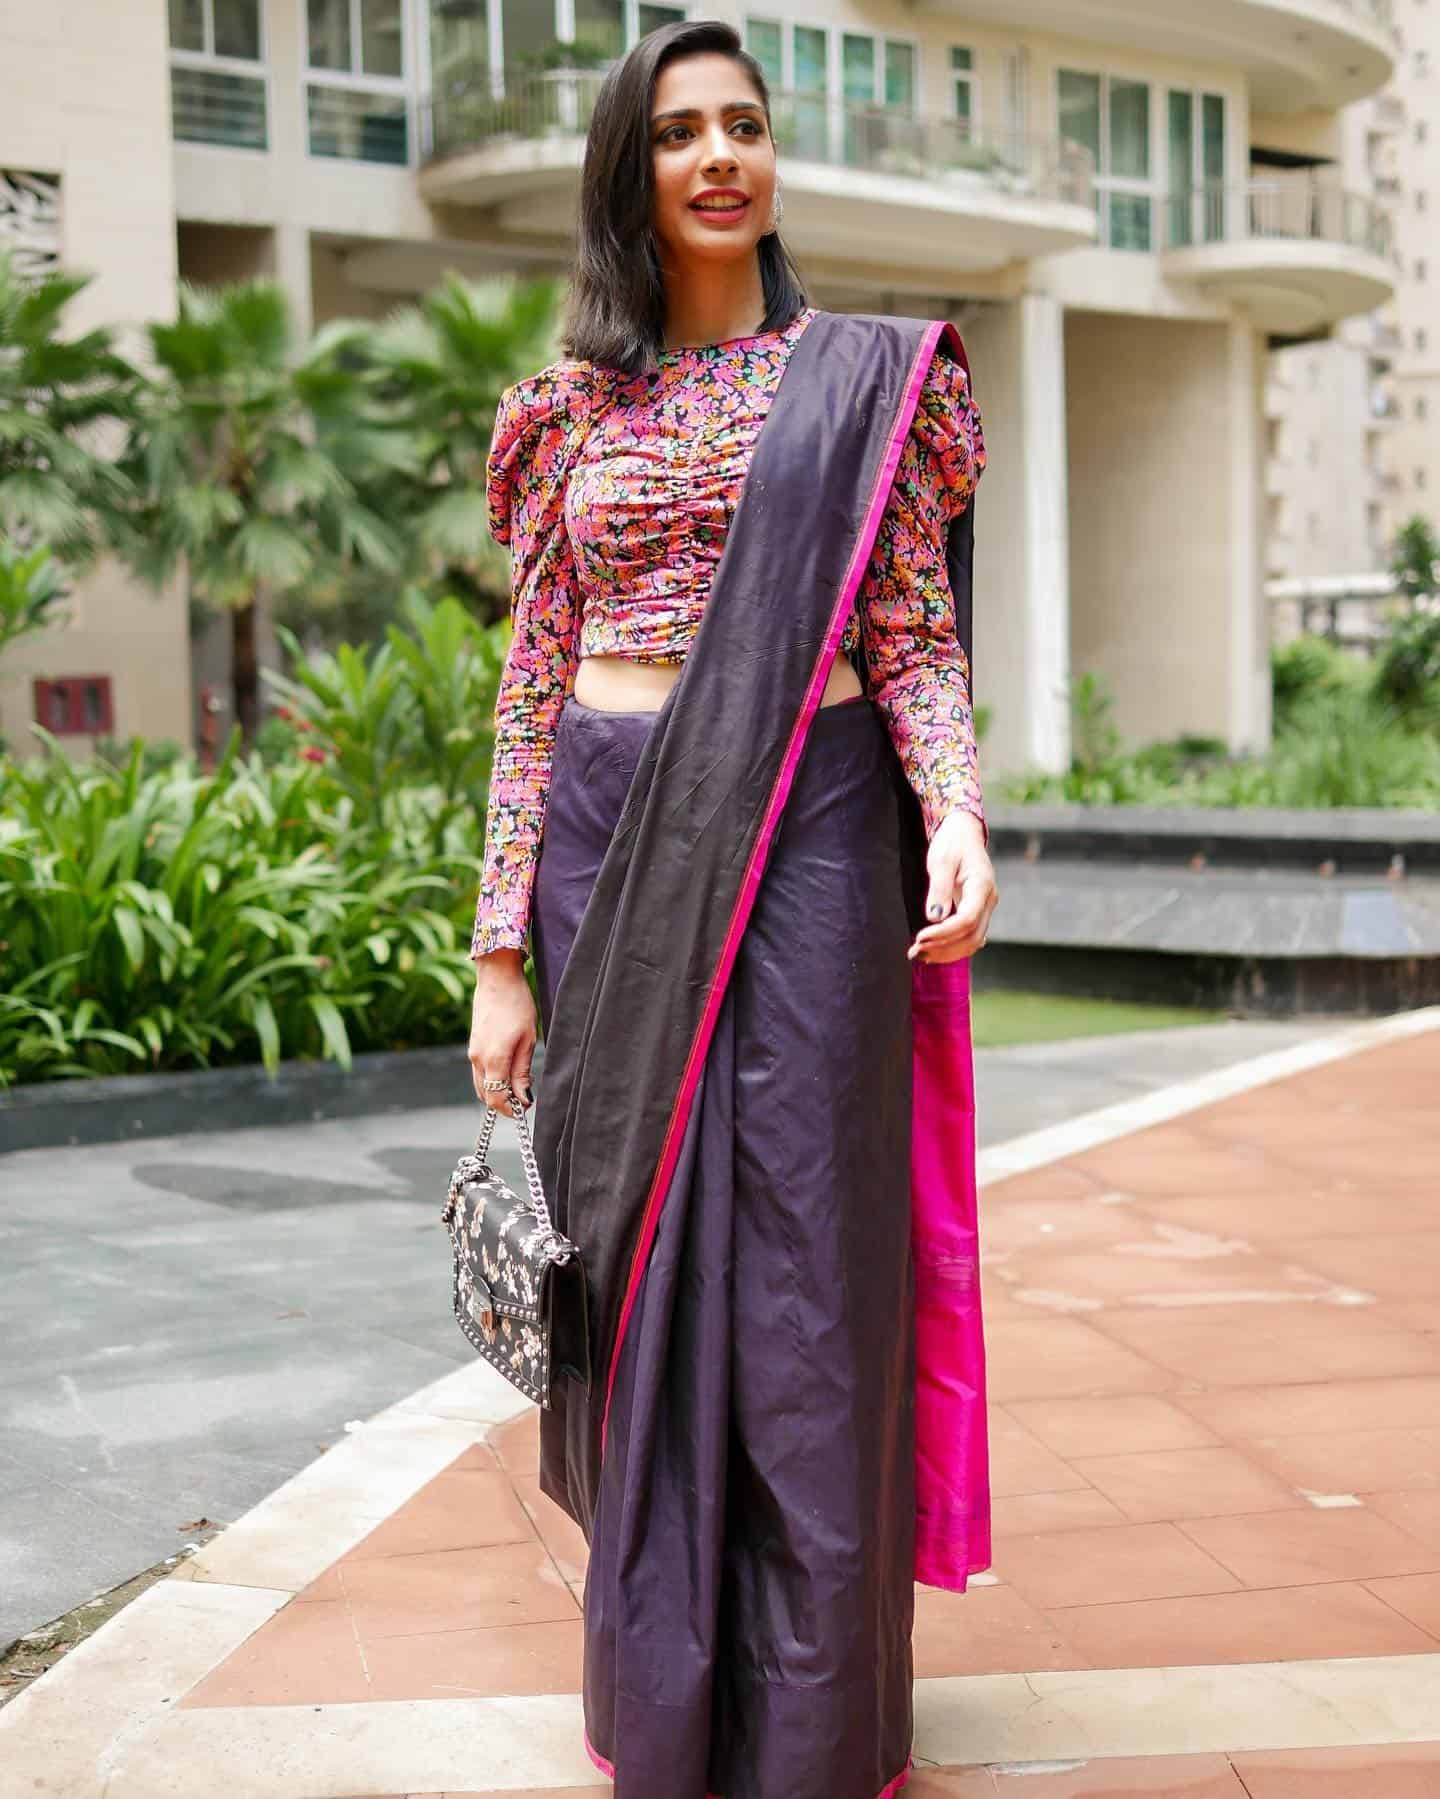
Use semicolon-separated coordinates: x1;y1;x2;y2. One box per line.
661;262;769;351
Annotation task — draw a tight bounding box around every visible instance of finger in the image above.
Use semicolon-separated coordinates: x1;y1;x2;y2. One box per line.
511;1042;536;1111
480;1060;513;1112
908;891;992;960
924;841;962;923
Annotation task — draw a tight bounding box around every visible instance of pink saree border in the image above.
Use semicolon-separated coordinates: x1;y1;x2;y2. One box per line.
583;1727;914;1797
600;318;954;1442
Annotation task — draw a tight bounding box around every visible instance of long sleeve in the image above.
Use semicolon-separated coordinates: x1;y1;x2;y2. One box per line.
469;365;592;959
858;346;988;844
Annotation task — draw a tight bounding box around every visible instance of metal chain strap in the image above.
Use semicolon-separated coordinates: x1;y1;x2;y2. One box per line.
473;1083;559;1241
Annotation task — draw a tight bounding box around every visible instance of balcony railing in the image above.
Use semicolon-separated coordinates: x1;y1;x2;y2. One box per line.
1164;179;1394;261
423;67;1094;211
170;62;268;152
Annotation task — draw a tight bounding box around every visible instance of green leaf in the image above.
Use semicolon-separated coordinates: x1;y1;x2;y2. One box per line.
306;992;352;1068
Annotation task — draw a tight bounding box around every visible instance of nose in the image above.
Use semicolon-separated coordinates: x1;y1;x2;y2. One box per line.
700;125;739;175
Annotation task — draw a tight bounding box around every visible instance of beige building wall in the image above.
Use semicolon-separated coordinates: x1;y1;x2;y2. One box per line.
1066;312;1265;750
0;0;189;757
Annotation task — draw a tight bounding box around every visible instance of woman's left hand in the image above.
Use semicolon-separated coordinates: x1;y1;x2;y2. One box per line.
907;810;998;964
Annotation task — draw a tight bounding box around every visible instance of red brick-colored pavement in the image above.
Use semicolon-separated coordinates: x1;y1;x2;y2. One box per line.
179;1031;1440;1793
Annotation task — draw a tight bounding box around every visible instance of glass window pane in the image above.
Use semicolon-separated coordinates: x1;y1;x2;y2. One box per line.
950;46;973;73
637;3;684;37
746;17;783;88
308;82;408;161
431;0;489;93
171;64;269;147
793;25;827;159
1167;89;1193;246
1109;190;1151;250
214;0;261;60
169;0;205;52
1058;69;1100;165
362;0;404;76
574;0;623;59
794;25;825;94
308;0;351;70
1202;92;1226;182
842;34;875;104
884;40;914;111
1109;78;1149;179
501;0;551;71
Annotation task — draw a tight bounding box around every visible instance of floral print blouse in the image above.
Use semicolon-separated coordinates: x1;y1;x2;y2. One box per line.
470;304;987;959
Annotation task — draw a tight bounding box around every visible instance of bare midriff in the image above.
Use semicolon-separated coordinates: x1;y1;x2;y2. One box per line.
573;652;863;712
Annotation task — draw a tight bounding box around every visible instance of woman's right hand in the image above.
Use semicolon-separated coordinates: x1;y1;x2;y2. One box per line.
468;948;538;1117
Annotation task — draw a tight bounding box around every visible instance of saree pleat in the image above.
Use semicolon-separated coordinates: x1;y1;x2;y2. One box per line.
532;693;917;1799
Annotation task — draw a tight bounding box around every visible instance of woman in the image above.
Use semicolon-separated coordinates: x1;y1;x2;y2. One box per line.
466;19;997;1798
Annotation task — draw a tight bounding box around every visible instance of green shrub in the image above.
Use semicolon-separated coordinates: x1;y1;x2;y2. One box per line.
1374;606;1440;723
0;591;507;1087
1271;634;1368;732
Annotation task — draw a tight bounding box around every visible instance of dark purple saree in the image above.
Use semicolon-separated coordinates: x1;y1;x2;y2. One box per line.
528;310;990;1798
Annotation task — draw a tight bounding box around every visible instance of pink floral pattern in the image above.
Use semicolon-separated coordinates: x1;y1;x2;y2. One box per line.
471;307;987;959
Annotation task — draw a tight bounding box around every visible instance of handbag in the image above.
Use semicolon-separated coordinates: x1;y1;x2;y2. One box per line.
440;1082;589;1407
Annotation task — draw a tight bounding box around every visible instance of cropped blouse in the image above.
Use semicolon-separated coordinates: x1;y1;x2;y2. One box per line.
469;305;987;959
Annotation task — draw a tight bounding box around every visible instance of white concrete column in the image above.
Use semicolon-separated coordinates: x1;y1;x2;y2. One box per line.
261;0;314;341
1228;316;1271;754
964;293;1071;778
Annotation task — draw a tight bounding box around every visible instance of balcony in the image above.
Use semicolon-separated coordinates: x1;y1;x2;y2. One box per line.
1160;179;1397;334
913;0;1396;113
419;68;1097;280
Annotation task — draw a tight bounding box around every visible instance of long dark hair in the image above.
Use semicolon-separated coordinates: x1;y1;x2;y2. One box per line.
560;19;808;377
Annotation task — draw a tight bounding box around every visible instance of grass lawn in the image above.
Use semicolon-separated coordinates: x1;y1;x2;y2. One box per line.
972;987;1228;1049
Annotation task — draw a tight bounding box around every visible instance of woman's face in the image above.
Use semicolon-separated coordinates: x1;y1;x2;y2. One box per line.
648;52;777;268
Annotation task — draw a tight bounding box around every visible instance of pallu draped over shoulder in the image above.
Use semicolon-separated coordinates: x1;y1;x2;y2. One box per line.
479;310;990;1799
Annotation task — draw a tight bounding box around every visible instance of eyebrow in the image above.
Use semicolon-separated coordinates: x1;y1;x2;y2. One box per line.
651;100;765;126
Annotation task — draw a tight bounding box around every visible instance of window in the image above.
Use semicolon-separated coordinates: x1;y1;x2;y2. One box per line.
32;676;113;736
168;0;267;149
1418;188;1429;214
1419;467;1429;491
1419;327;1429;352
430;0;489;96
1419;257;1429;281
1167;87;1226;245
743;17;919;170
307;0;408;164
1418;395;1429;420
1418;118;1429;145
950;46;977;138
1060;69;1153;250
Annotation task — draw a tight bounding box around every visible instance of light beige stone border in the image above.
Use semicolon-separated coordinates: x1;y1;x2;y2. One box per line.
6;1009;1440;1794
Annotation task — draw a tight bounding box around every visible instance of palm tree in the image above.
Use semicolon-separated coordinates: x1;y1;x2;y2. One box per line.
0;246;139;568
352;272;565;627
110;279;407;740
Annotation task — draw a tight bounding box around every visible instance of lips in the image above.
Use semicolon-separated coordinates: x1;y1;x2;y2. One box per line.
689;191;750;212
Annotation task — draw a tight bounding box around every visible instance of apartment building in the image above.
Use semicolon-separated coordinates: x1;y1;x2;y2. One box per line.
1265;0;1439;647
0;1;1401;771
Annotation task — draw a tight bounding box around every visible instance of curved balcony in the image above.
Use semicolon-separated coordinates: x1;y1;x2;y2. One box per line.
913;0;1396;113
418;69;1097;280
1160;180;1397;335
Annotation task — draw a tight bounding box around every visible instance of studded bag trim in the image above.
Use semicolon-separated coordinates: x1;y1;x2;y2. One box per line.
440;1085;589;1408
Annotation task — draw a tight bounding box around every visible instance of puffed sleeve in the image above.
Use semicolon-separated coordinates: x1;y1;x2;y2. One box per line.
857;345;988;844
469;362;594;959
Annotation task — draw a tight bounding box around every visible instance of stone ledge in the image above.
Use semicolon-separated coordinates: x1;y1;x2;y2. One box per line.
0;1040;545;1155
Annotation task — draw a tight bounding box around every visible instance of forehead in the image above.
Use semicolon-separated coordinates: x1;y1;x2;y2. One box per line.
650;52;764;116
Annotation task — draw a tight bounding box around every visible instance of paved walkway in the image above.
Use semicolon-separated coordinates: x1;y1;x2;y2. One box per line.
2;1010;1439;1795
0;1016;1327;1655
